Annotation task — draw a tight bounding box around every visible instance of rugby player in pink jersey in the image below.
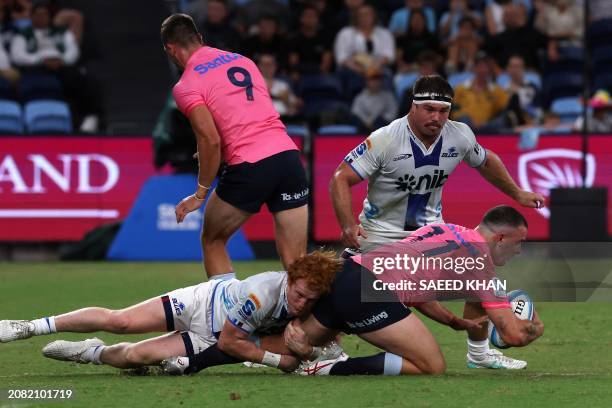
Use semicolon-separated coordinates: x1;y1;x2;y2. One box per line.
283;206;544;375
160;14;308;279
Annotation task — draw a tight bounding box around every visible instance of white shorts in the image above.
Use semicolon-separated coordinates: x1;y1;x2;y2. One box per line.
162;282;218;356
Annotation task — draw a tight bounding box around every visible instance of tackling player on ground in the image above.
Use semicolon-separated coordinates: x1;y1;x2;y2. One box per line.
161;14;308;279
0;252;341;372
286;206;544;375
329;75;545;368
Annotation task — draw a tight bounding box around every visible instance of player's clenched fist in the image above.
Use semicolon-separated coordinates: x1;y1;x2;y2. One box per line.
515;190;546;209
175;194;204;223
341;225;368;249
284;320;311;359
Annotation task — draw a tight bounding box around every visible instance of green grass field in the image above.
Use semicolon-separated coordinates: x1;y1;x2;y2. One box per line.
1;261;611;408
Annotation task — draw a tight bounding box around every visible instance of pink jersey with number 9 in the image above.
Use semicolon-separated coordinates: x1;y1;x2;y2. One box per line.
172;46;297;165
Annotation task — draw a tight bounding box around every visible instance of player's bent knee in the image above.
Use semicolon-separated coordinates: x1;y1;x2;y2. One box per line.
419;355;446;375
424;356;446;375
410;353;446;375
108;310;131;334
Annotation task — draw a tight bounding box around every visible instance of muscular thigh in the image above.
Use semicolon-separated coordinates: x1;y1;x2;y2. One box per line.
203;192;251;239
358;313;443;366
116;297;168;333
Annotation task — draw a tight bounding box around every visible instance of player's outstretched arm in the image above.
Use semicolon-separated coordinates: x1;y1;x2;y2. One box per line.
414;301;488;331
217;320;300;372
175;105;221;223
487;307;544;347
330;162;368;248
476;149;545;209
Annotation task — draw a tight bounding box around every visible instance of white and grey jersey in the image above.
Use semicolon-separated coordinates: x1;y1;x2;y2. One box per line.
210;272;291;337
344;116;486;243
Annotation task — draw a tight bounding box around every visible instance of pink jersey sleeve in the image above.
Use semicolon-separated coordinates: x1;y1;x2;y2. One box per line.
173;80;205;117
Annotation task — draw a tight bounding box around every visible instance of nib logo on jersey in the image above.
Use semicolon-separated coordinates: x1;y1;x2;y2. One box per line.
518;148;596;218
442;146;458;158
395;170;449;192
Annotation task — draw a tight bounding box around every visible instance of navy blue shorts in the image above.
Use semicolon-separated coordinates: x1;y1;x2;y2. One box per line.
312;259;411;334
216;150;308;214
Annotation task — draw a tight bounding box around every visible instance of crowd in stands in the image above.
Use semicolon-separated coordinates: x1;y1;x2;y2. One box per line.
176;0;612;135
0;0;101;134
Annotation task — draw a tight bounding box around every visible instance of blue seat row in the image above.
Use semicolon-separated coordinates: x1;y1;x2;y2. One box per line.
0;99;72;134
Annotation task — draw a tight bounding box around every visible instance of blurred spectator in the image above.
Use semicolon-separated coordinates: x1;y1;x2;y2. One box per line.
397;50;442;113
574;90;612;133
350;67;397;132
502;55;541;127
10;1;101;131
10;1;79;69
0;35;18;83
49;0;84;45
10;0;32;30
198;0;241;51
590;0;612;22
1;0;16;49
485;0;506;36
485;0;533;34
534;0;583;62
396;9;440;71
332;0;366;35
451;51;509;130
438;0;483;45
286;5;333;79
241;14;286;67
237;0;291;32
334;4;395;76
388;0;436;36
258;53;302;120
485;3;546;70
445;16;481;74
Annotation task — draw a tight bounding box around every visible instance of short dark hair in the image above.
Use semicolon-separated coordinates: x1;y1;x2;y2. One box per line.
482;205;528;229
161;13;201;47
412;75;454;99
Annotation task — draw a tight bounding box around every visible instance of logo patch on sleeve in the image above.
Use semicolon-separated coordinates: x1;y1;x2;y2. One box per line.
248;293;261;309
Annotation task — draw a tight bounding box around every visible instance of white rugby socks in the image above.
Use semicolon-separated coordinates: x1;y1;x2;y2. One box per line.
82;344;106;365
31;317;57;335
467;338;489;360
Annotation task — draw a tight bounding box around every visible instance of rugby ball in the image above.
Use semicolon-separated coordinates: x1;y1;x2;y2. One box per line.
488;290;534;349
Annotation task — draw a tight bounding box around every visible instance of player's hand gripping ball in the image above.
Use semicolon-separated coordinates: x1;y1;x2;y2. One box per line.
488;290;535;349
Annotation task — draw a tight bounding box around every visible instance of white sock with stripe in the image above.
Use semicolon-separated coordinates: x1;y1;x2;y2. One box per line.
31;317;57;335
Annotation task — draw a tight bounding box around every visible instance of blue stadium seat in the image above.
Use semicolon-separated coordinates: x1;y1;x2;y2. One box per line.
317;124;359;135
394;72;419;99
448;72;473;88
19;73;63;102
285;124;309;139
544;73;583;105
551;97;582;123
0;99;24;134
24;100;72;134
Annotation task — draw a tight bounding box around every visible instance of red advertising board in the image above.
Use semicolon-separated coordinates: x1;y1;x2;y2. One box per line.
0;137;155;241
312;134;612;241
